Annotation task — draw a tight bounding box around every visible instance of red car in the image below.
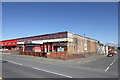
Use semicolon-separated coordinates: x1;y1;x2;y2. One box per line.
107;51;115;57
110;52;115;56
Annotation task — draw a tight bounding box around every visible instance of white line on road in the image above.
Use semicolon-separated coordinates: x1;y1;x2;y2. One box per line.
105;57;118;72
110;62;114;66
105;67;109;72
33;67;72;78
8;61;23;65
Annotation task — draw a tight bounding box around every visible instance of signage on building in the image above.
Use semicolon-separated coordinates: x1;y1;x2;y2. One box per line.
34;46;41;52
53;43;67;46
57;47;64;52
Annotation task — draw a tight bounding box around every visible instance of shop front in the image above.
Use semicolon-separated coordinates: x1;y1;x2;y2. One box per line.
18;39;68;57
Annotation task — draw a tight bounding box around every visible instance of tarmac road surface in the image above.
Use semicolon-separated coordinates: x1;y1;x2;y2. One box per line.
1;53;118;78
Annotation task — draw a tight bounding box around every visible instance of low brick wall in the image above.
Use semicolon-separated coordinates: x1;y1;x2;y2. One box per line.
47;52;86;60
19;51;99;60
47;51;67;59
0;50;18;53
19;51;67;59
19;52;44;57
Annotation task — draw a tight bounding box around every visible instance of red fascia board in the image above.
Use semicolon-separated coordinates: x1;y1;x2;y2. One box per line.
3;40;18;43
0;41;2;46
1;39;18;47
4;44;17;46
2;39;18;42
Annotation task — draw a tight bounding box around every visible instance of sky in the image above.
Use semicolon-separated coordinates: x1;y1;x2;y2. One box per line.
2;2;118;45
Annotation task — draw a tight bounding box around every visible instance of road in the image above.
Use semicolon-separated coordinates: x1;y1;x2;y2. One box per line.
74;55;118;73
1;53;118;78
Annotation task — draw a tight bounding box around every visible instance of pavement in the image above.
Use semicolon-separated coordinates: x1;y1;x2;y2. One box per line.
0;52;119;78
1;52;106;65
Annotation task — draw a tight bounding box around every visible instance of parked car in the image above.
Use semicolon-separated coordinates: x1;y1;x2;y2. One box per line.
107;53;113;57
107;50;115;57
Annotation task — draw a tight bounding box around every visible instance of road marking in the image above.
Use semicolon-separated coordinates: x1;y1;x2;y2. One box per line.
8;61;23;65
105;67;109;72
110;62;114;66
105;57;118;72
4;55;72;78
33;67;72;78
3;55;53;65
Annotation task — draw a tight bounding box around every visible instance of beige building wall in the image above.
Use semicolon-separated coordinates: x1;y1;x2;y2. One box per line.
67;32;99;54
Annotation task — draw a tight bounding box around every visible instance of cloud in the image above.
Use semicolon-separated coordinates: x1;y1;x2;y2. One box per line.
107;42;117;44
106;42;119;47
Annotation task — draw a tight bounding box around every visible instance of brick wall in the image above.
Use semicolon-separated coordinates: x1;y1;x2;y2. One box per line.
47;51;67;58
19;52;43;57
67;33;98;54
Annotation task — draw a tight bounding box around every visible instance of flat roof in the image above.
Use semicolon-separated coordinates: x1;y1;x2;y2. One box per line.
1;31;98;41
1;31;67;41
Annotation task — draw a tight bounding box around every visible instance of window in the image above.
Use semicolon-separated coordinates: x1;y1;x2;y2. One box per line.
12;43;16;44
2;43;4;46
84;40;87;50
7;43;9;45
8;43;11;45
